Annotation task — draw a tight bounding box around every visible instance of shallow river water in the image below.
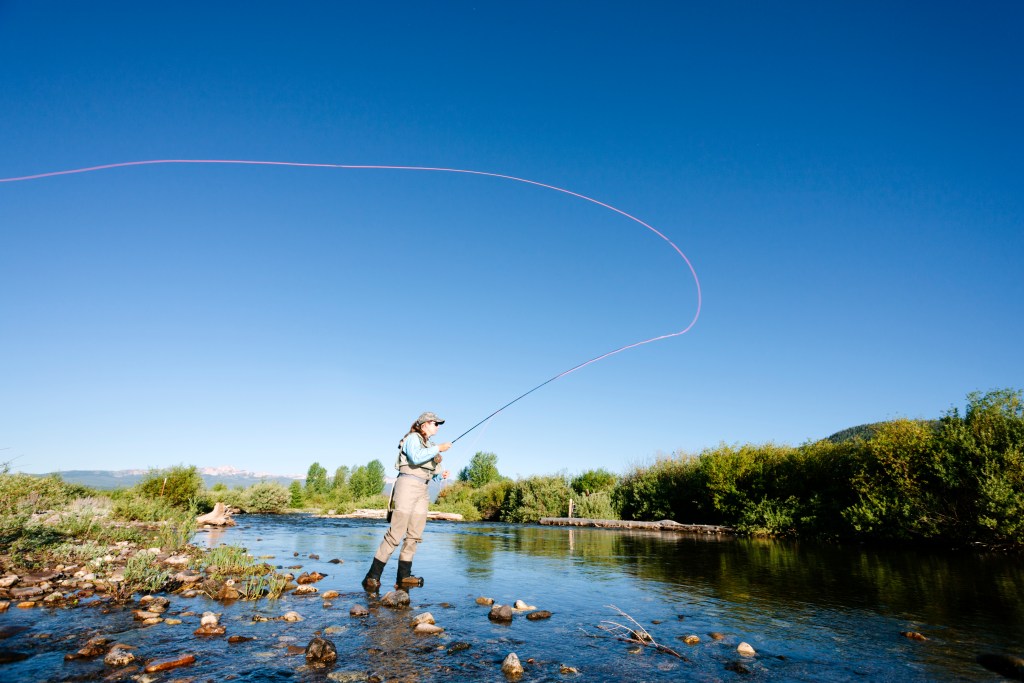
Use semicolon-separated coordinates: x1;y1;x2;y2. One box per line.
2;514;1023;681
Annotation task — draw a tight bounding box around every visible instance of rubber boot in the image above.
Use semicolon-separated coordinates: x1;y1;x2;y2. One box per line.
362;557;386;591
395;560;424;588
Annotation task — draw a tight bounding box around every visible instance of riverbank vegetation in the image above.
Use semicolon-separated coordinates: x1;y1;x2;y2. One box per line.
3;389;1020;554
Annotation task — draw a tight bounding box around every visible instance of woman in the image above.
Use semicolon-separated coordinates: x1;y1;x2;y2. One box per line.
362;411;452;590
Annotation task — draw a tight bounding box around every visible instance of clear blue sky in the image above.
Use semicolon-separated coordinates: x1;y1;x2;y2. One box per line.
2;1;1022;479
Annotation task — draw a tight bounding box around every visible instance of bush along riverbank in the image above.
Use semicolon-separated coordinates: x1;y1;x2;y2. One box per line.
433;389;1024;550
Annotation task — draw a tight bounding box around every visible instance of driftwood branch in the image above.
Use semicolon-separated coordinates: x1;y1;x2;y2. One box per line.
596;604;684;659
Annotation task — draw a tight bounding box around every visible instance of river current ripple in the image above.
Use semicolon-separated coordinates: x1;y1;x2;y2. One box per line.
1;514;1022;681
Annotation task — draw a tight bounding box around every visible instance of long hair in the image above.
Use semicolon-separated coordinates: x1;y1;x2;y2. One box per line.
399;420;427;450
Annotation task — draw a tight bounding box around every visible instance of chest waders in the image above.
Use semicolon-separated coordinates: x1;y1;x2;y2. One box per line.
361;437;433;591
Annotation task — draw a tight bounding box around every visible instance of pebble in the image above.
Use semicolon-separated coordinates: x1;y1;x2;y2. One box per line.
901;631;928;641
281;611;304;622
502;652;524;677
322;590;341;599
560;664;579;674
143;653;196;673
737;642;756;656
305;636;338;665
489;604;514;622
293;585;318;595
328;672;368;682
447;641;471;654
414;623;445;635
164;618;182;625
104;645;136;667
350;604;369;617
526;610;552;620
681;635;700;645
411;612;435;626
380;590;410;608
228;635;255;643
476;596;494;605
513;599;536;610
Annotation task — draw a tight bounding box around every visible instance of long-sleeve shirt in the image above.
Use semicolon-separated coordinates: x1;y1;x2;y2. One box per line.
397;433;441;480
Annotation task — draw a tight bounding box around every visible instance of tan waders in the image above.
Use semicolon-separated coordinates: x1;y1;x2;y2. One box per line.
363;472;429;590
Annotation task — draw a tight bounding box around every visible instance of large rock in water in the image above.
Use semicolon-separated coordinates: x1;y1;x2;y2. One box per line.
305;636;338;665
196;502;236;526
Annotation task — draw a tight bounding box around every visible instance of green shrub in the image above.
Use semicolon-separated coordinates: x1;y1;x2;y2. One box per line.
245;482;290;513
571;468;617;495
458;452;503;488
136;465;203;509
500;475;571;523
572;491;618;520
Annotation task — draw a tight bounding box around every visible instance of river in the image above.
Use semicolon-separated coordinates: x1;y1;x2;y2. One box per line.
2;514;1022;681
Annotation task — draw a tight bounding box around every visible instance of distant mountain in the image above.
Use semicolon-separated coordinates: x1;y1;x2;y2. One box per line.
46;466;303;490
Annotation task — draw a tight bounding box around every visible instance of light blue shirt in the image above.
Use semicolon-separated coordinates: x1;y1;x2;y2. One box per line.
402;433;440;466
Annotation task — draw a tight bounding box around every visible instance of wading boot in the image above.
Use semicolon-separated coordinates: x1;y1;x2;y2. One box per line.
395;560;424;588
362;558;386;592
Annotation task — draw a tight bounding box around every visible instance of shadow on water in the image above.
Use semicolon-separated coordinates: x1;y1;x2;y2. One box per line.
1;514;1022;681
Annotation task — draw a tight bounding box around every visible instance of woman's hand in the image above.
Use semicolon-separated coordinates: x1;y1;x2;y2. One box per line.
438;442;452;453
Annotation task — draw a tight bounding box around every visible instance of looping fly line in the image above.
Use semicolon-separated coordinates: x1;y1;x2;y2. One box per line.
1;159;702;441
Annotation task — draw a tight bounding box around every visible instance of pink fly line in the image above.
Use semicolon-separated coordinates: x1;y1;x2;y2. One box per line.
1;159;702;440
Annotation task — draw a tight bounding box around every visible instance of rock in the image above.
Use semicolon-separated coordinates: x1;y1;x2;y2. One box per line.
476;596;495;605
196;502;236;526
350;604;369;617
293;585;318;595
144;653;196;672
0;652;31;664
737;642;756;656
72;636;110;659
174;570;203;584
43;591;63;604
134;610;162;620
10;586;44;599
977;653;1024;680
447;641;471;654
305;636;338;665
200;611;220;626
309;554;320;560
322;590;341;599
329;672;369;682
104;644;136;667
681;634;700;645
560;664;579;674
163;554;190;567
708;632;726;641
297;571;326;584
380;590;410;608
218;585;243;600
142;617;163;626
16;602;35;609
901;631;928;641
502;652;524;677
281;611;304;622
489;604;514;622
411;612;436;626
139;595;170;611
526;610;552;620
164;618;182;625
229;635;255;643
513;599;536;611
324;626;346;634
413;623;444;635
252;615;271;622
0;601;9;612
0;575;18;588
194;624;226;636
329;558;343;564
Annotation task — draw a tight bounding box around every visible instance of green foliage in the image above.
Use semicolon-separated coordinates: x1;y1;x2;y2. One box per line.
436;480;511;520
573;491;618;520
136;465;203;509
305;462;329;496
111;491;180;522
458;452;502;488
332;466;349;490
571;468;618;495
349;459;386;498
288;480;304;508
500;475;571;523
245;481;290;513
122;552;171;594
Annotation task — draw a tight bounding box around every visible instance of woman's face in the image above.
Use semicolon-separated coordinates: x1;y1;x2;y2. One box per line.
420;420;439;438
